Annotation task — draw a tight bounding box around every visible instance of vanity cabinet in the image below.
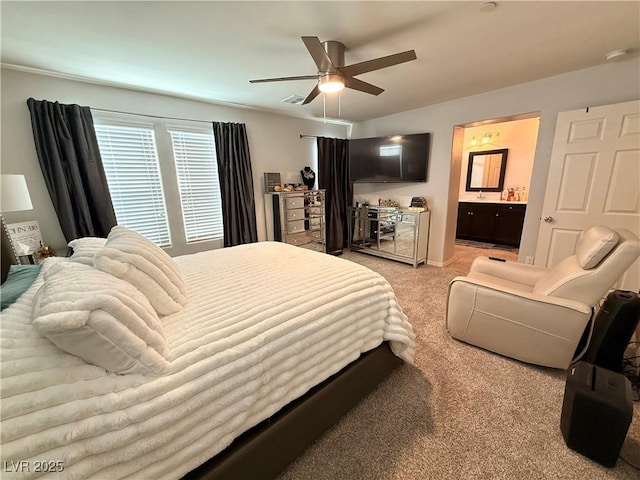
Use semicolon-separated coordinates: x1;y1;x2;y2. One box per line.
494;204;526;246
456;203;496;243
265;190;326;253
456;202;526;247
348;207;430;268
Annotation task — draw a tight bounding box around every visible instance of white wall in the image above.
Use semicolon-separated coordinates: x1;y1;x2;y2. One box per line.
459;117;539;203
352;59;640;266
0;68;348;256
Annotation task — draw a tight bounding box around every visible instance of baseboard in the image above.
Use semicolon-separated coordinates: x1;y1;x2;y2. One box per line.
428;256;456;267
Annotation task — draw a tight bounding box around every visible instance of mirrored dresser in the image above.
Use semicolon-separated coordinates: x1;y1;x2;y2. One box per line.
265;190;326;253
348;206;430;267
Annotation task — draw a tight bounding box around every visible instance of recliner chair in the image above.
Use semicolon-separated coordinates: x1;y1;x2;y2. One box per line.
446;226;640;369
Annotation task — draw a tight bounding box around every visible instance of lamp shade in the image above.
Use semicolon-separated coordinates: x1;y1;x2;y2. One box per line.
1;174;33;212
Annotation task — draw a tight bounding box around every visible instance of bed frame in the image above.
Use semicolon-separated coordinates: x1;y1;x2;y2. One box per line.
183;342;402;480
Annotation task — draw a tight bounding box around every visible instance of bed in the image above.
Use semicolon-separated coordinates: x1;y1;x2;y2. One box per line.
0;233;415;479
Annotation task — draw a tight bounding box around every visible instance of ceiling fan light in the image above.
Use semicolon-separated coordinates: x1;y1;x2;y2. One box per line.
318;74;345;93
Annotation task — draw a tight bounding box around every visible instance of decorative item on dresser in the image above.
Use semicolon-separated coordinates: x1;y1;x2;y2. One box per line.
300;166;316;189
264;172;282;193
348;205;430;268
265;189;326;253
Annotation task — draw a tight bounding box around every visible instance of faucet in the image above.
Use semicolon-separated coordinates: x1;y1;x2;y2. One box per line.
477;190;484;200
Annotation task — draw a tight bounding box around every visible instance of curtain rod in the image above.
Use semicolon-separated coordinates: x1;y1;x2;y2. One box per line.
300;134;349;140
91;107;212;124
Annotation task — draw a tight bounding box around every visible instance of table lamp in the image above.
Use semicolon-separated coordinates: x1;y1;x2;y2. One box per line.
1;174;34;265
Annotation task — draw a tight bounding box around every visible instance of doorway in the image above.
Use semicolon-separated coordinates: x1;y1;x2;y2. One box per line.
451;112;541;266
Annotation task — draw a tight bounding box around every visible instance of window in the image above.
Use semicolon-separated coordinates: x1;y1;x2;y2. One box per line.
94;115;224;253
169;129;224;242
95;124;172;246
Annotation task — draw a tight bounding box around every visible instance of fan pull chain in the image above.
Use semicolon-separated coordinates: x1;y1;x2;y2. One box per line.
323;94;326;124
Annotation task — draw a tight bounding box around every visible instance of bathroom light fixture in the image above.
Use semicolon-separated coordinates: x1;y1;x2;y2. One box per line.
470;132;500;148
318;73;345;93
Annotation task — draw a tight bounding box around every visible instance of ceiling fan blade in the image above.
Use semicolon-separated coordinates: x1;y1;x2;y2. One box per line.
344;77;384;96
302;85;321;105
340;50;417;77
301;36;338;73
249;75;318;83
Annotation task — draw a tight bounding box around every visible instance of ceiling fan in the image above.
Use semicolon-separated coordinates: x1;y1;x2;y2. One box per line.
249;36;417;105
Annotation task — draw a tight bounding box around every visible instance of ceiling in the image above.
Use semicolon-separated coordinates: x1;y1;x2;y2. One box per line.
1;1;639;123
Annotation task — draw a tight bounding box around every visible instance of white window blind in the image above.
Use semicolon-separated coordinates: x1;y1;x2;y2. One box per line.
169;129;224;242
95;124;172;247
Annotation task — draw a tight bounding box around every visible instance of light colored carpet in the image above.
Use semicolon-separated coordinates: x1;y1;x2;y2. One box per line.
276;246;640;480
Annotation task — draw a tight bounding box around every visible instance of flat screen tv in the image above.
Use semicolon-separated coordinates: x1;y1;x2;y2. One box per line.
349;133;430;183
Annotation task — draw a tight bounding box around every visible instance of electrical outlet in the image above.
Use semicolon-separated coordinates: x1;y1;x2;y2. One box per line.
525;256;534;265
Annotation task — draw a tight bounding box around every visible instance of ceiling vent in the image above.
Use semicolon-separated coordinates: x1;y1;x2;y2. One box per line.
281;94;306;105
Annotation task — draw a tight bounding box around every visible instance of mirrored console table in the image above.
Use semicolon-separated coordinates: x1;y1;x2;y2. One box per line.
348;206;430;268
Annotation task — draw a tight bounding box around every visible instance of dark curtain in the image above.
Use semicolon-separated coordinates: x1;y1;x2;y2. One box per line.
212;122;258;247
26;98;116;241
317;137;352;255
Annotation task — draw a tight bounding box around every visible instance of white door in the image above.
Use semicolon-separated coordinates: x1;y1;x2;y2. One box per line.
535;99;640;291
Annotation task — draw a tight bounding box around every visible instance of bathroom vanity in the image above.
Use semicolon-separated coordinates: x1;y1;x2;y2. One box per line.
456;200;526;247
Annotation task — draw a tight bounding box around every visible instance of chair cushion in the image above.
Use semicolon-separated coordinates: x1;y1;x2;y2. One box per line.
466;272;535;293
575;226;619;269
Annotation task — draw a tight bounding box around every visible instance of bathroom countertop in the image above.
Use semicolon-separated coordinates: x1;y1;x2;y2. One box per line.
458;199;528;204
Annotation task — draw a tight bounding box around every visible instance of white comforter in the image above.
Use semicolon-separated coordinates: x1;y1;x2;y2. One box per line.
1;242;415;479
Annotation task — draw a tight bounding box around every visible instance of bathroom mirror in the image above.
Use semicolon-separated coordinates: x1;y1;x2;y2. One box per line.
465;148;508;192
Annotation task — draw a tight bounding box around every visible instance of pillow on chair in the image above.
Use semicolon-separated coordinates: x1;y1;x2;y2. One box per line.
575;226;619;269
534;226;623;302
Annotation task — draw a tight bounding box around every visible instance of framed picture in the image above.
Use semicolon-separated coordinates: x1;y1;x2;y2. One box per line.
264;172;281;193
6;220;43;256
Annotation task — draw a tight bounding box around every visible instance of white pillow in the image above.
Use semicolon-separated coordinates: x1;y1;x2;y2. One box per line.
575;226;619;269
32;260;170;375
68;237;107;266
94;226;188;316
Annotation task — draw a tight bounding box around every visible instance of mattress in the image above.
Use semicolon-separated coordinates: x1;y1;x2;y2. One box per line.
1;241;415;479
